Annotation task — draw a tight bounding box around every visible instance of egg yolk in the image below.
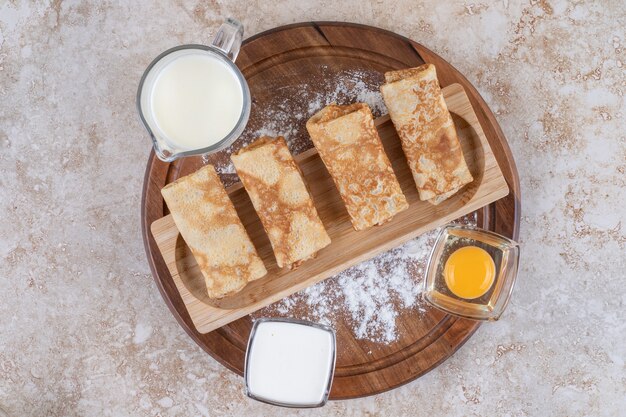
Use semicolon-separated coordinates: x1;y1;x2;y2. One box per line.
444;246;495;299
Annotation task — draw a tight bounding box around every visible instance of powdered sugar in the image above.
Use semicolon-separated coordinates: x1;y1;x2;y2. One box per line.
303;69;388;117
254;214;477;344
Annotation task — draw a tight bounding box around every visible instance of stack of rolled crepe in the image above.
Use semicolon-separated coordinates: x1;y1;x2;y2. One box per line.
306;103;409;231
161;165;267;299
232;136;331;270
380;64;473;205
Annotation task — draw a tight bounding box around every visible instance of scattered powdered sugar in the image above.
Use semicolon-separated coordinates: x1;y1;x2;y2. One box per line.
301;69;388;117
254;214;477;344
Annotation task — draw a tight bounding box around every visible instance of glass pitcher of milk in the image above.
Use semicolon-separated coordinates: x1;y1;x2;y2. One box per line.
137;18;250;161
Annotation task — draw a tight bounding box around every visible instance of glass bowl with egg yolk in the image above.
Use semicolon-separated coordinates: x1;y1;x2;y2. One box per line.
423;225;520;321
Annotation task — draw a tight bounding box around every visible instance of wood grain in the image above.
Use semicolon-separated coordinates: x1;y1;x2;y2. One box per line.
151;84;509;334
141;22;521;400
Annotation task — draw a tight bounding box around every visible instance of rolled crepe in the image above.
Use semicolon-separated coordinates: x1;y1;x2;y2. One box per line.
161;165;267;299
380;64;473;205
306;103;409;231
231;137;331;269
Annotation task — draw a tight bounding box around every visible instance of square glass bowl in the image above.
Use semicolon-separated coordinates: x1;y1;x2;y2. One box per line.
424;225;520;321
244;318;336;408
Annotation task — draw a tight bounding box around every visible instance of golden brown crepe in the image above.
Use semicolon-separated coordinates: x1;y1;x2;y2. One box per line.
380;64;473;205
306;103;408;231
231;137;331;269
161;165;266;298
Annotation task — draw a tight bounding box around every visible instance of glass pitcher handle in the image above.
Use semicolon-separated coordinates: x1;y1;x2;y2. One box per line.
211;18;244;61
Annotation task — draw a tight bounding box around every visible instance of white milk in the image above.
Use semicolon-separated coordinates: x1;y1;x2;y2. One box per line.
245;321;335;407
150;52;243;150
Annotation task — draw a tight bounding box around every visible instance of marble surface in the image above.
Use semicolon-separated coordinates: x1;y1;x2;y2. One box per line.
1;1;624;416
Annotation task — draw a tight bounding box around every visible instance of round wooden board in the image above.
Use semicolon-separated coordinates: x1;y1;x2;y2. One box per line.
141;22;521;399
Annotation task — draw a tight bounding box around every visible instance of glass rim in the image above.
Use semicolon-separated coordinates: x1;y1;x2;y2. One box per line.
243;317;337;408
136;44;251;161
440;224;520;246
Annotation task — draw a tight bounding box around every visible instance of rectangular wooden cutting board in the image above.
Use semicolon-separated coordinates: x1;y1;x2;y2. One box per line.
151;83;509;334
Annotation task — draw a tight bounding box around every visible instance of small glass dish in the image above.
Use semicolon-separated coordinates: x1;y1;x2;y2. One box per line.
244;317;336;408
423;225;520;321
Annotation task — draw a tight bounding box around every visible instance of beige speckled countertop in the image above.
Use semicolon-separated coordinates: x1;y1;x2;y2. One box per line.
1;1;624;416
